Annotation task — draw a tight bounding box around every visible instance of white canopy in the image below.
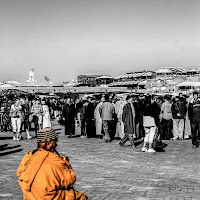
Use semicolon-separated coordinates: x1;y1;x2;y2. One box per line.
6;81;20;85
95;76;113;79
99;84;109;87
189;68;198;72
177;82;200;87
0;83;15;88
114;75;123;79
155;68;172;74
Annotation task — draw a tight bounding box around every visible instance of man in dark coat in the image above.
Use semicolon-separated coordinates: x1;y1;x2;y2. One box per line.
79;100;88;137
171;95;187;140
188;91;200;148
134;94;146;139
85;96;96;138
119;95;137;148
62;97;75;137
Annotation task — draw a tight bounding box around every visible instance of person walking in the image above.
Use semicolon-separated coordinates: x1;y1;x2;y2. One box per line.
133;96;144;140
3;98;12;132
62;97;75;137
0;102;11;132
75;98;82;127
159;95;173;140
30;98;43;135
171;95;187;140
116;95;127;139
119;95;137;148
52;98;62;121
184;96;192;139
20;95;32;139
94;96;104;137
10;97;24;141
99;94;115;142
188;91;200;148
142;95;160;153
41;98;51;128
114;96;124;139
85;96;96;138
137;94;146;139
79;100;88;138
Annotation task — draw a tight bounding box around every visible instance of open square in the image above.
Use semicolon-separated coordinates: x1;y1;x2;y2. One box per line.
0;120;200;200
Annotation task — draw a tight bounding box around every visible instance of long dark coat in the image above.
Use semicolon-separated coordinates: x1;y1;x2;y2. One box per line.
62;103;75;122
85;102;96;138
62;103;75;135
122;102;136;136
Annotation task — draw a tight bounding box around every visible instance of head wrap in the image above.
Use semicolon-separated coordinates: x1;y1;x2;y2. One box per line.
37;128;58;143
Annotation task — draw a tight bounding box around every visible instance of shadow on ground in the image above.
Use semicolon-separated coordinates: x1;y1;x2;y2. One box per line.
0;136;13;140
0;144;21;151
0;144;23;156
0;148;23;157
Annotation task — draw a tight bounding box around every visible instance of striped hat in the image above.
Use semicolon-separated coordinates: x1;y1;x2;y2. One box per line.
37;128;58;143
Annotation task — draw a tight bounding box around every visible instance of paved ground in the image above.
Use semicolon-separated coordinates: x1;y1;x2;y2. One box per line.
0;120;200;200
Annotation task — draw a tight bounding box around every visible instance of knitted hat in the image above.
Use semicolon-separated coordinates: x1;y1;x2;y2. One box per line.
37;128;58;143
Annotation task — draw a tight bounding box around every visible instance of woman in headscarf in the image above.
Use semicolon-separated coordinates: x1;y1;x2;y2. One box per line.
41;98;51;129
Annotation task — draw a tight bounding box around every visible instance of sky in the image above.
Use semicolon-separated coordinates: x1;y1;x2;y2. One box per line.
1;0;200;84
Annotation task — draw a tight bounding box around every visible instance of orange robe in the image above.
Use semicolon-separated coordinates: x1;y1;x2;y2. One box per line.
16;150;88;200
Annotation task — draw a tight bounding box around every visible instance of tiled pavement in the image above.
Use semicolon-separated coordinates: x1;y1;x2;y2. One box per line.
0;120;200;200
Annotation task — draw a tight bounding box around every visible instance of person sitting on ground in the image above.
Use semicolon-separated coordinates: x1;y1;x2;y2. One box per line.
16;127;88;200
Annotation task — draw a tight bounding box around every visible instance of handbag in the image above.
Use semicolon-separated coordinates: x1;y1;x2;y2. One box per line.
152;129;164;152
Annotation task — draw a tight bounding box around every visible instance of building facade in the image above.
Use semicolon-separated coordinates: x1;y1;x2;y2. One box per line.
77;75;102;86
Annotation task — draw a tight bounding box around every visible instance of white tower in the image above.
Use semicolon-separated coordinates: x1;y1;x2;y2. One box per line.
26;69;36;84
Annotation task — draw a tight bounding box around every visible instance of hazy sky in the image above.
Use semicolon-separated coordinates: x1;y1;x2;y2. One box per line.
1;0;200;84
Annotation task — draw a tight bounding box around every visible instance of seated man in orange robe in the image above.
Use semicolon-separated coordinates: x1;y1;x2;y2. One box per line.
16;127;88;200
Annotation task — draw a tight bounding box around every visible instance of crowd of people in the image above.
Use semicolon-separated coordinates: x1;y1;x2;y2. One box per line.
0;95;61;141
61;91;200;151
0;90;199;151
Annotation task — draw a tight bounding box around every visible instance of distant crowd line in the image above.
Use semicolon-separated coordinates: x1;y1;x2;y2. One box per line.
0;91;199;151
